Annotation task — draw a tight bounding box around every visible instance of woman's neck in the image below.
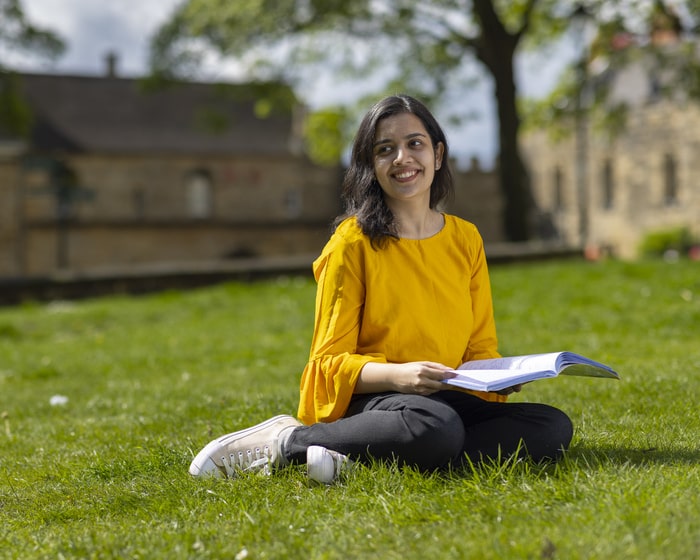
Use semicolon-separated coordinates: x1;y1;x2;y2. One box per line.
391;206;444;239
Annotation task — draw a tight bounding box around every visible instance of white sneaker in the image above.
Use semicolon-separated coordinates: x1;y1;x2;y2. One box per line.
307;445;351;485
189;415;302;478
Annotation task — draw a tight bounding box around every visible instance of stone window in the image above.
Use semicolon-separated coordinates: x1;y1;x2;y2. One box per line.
185;168;213;218
602;159;614;210
663;153;678;206
132;187;146;219
552;166;564;210
284;188;303;219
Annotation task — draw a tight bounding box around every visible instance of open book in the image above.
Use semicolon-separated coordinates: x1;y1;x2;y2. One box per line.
442;351;619;392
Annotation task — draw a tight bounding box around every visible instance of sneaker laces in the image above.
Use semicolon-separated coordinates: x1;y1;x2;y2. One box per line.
220;444;273;477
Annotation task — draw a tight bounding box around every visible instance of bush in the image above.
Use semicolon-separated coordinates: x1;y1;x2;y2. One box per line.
638;227;698;258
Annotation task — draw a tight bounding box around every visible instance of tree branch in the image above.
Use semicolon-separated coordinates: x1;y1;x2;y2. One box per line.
515;0;540;42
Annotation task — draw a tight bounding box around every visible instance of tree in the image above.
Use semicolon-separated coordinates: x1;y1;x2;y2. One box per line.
0;0;64;137
525;1;700;143
152;0;628;241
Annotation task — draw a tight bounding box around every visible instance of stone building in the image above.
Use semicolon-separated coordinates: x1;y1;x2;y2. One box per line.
523;98;700;259
0;71;345;278
522;6;700;259
0;68;505;280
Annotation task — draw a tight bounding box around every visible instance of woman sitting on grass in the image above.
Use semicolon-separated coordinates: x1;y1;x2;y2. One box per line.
189;94;573;484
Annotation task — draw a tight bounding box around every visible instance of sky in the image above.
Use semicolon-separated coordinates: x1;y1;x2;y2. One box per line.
8;0;576;169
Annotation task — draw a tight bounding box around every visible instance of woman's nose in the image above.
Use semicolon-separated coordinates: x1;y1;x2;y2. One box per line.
393;147;408;165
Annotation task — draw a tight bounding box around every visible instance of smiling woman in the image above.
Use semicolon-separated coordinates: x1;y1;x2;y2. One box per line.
371;113;445;238
187;94;574;485
336;94;454;247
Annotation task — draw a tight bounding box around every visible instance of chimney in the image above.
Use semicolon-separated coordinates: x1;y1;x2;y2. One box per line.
105;51;118;77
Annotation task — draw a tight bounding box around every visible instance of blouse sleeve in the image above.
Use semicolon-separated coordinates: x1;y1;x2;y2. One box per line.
460;227;508;403
463;227;500;363
297;236;385;424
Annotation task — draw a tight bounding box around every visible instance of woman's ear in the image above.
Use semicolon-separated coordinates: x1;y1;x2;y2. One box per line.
435;142;445;170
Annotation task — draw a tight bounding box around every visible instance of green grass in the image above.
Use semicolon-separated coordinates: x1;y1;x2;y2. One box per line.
1;259;699;559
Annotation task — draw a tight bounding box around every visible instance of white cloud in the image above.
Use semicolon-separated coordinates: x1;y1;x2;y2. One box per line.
17;0;181;75
11;0;572;168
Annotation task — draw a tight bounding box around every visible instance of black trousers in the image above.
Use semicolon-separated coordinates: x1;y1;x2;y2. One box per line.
286;391;573;471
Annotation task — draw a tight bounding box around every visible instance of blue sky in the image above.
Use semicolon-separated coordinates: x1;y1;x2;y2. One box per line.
11;0;576;169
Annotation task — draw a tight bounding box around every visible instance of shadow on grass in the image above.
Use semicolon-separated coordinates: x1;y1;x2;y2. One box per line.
568;444;700;466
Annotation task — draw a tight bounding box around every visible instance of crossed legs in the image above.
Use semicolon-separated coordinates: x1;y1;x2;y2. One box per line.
285;391;573;471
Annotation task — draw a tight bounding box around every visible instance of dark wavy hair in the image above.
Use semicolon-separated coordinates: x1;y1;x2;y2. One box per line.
335;94;453;248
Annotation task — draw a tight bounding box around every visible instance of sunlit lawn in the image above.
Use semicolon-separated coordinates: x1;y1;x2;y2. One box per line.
1;258;699;559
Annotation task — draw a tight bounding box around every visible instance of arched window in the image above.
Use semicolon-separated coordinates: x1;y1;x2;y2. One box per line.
663;153;678;205
602;159;614;210
185;169;213;218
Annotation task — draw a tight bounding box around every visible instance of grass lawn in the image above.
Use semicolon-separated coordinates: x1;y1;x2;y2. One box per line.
1;258;699;559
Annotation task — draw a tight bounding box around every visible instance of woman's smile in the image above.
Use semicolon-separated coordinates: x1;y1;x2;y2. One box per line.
393;169;421;182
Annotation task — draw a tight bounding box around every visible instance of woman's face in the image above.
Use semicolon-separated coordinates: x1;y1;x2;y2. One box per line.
372;112;444;208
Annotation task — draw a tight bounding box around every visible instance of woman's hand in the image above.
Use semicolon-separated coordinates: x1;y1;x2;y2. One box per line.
496;384;523;396
356;361;456;395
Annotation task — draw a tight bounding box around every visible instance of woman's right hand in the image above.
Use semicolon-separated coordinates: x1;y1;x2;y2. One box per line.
355;361;456;395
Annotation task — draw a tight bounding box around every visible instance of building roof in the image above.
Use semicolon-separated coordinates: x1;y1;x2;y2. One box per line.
15;72;302;156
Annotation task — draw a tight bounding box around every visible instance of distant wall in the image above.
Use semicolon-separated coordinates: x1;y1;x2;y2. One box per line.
1;152;343;277
523;100;700;259
0;152;506;278
21;222;333;274
19;153;342;224
0;161;21;275
448;159;505;244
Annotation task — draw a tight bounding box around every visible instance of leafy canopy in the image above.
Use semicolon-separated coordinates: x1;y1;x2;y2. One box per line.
0;0;65;137
150;0;571;164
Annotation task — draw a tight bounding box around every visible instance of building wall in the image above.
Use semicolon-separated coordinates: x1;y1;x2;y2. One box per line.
25;153;343;224
448;160;505;244
2;152;344;277
523;99;700;259
21;223;333;273
0;151;505;277
0;160;22;276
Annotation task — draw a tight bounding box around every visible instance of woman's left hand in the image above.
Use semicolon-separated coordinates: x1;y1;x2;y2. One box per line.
496;384;523;396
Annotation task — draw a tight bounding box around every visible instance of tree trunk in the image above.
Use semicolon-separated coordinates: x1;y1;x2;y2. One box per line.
472;0;535;242
491;53;534;242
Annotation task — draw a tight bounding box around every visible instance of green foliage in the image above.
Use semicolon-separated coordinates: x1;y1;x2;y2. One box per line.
302;107;349;166
0;71;33;137
638;226;699;258
523;2;700;141
521;63;629;143
1;260;700;558
520;66;578;137
494;0;566;39
0;0;65;137
0;0;65;60
154;6;695;130
148;1;562;135
147;0;588;242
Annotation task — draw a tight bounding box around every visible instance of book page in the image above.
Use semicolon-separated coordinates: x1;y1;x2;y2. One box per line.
560;363;619;379
444;368;558;392
458;352;562;373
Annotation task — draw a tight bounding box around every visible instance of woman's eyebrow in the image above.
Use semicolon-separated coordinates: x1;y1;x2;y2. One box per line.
373;132;426;147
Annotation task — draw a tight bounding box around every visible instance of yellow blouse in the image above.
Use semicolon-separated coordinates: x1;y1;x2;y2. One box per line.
297;214;505;424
